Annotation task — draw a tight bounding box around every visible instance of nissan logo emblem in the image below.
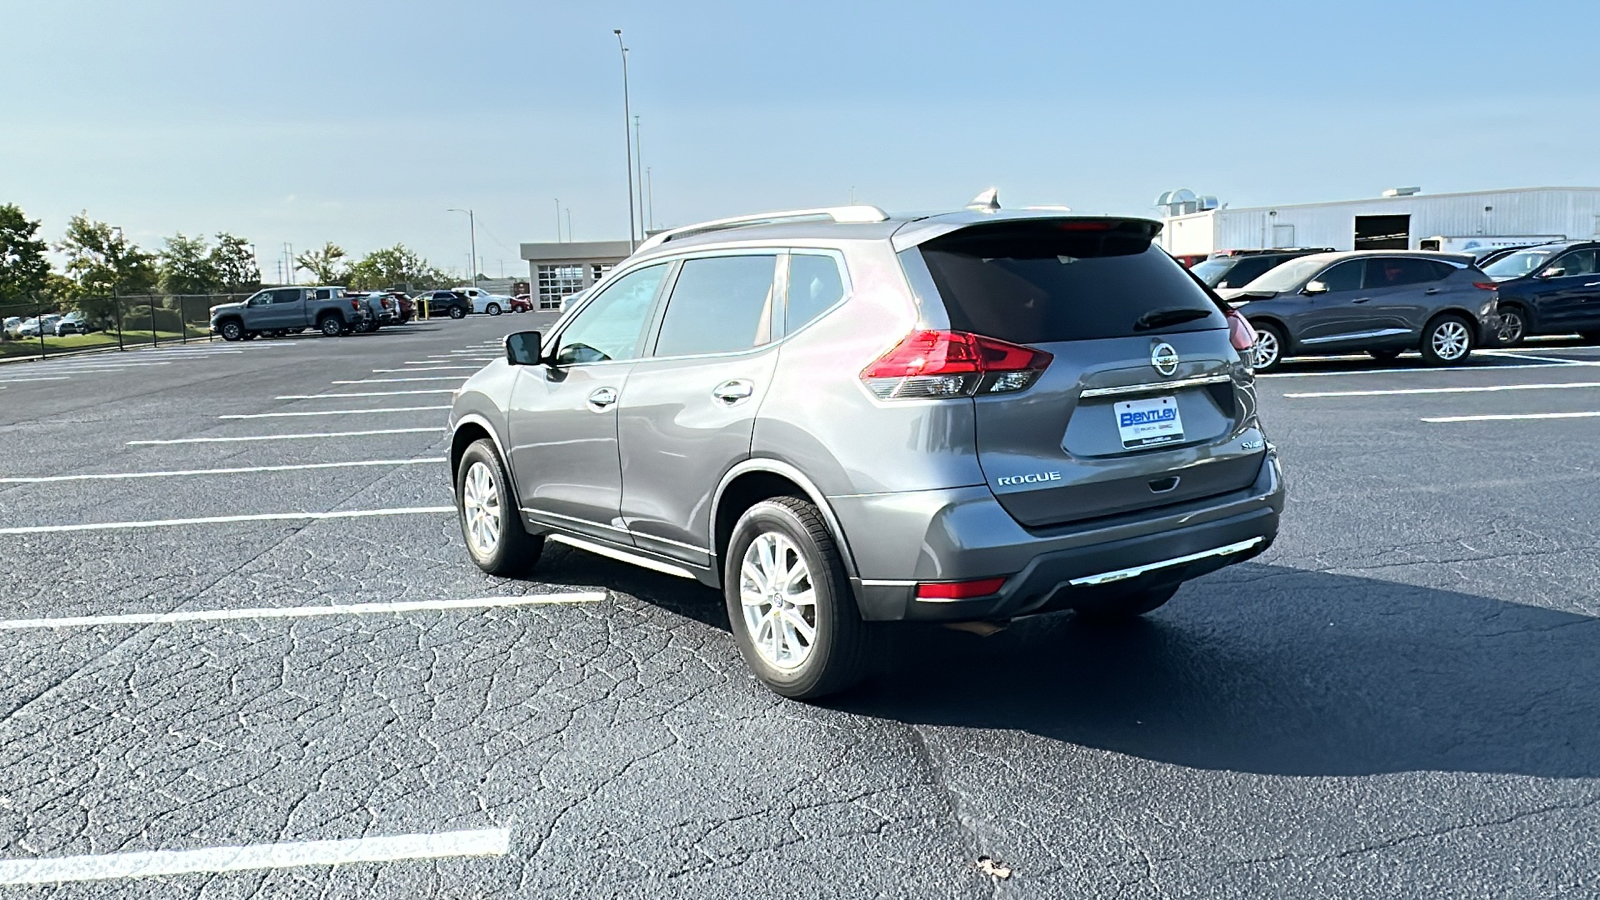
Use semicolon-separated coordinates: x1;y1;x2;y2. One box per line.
1151;342;1179;376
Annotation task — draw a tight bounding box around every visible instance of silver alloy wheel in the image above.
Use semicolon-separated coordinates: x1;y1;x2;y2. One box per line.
1252;330;1280;369
1499;309;1525;344
461;460;502;558
739;531;818;670
1431;320;1470;361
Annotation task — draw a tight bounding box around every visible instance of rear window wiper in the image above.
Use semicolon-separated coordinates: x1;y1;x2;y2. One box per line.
1132;307;1215;332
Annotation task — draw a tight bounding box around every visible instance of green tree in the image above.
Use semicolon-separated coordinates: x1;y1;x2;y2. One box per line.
208;233;260;293
296;242;348;285
347;244;448;291
0;203;52;303
56;214;157;299
158;232;220;295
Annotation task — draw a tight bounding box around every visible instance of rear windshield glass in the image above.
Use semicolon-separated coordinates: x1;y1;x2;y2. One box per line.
916;223;1225;343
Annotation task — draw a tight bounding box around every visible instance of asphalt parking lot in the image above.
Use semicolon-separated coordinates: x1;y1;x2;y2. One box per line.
1;321;1597;898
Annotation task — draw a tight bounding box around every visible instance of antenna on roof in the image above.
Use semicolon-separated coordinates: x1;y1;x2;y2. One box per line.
967;188;1000;212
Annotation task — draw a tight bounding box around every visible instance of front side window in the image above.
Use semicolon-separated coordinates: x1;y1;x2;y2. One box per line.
554;263;667;365
786;253;847;332
1315;260;1364;293
1484;248;1556;280
1364;257;1445;288
1548;249;1599;277
652;255;778;357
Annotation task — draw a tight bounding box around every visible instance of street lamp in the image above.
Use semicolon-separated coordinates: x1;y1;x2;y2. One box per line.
614;29;637;252
447;208;478;287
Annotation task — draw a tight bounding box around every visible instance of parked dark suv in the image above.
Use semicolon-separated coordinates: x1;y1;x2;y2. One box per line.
1220;251;1501;371
1481;241;1600;344
448;203;1284;699
1191;248;1335;290
415;290;472;319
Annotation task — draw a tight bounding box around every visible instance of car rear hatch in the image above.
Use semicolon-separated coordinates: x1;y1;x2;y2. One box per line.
899;217;1265;528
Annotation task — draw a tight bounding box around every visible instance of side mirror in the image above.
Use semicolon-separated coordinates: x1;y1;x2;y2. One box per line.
1303;280;1329;295
505;331;542;366
1539;267;1566;279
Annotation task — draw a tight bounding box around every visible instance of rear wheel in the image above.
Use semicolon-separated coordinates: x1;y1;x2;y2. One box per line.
1420;315;1474;365
318;316;343;337
1368;349;1403;362
449;306;467;320
455;439;543;576
1497;306;1528;346
1251;323;1286;372
725;497;875;700
219;320;243;342
486;303;502;316
1073;583;1180;623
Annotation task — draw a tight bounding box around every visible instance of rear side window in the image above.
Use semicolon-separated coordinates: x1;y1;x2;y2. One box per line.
653;255;777;357
1213;256;1278;288
917;223;1225;343
1363;257;1448;288
786;253;846;332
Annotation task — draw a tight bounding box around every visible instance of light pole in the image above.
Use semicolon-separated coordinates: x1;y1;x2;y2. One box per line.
634;115;644;236
447;208;477;287
614;29;637;251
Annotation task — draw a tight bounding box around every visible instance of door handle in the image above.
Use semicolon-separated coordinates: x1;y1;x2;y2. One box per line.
1352;297;1371;304
587;387;619;411
1424;287;1441;295
712;379;755;404
1584;282;1600;287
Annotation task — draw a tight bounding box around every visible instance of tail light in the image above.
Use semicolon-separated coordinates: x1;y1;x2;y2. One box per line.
916;577;1007;600
861;330;1052;400
1225;308;1257;353
350;299;361;311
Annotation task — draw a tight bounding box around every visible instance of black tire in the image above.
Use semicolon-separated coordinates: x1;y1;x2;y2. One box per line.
448;306;467;320
486;303;502;316
218;320;244;342
1420;314;1474;366
1368;349;1403;362
1251;322;1286;373
318;316;343;337
724;497;876;700
1073;583;1180;623
455;438;543;576
1497;306;1528;346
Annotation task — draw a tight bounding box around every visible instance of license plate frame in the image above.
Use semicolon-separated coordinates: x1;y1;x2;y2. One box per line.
1115;395;1184;449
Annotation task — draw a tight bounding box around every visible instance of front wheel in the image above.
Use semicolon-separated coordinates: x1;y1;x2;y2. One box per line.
455;439;543;576
1420;315;1474;366
449;306;467;320
318;316;343;337
1497;306;1528;346
725;497;876;700
219;320;244;342
1251;323;1286;373
1073;583;1180;624
486;303;502;316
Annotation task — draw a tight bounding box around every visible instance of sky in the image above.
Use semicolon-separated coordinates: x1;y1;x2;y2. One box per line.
4;0;1598;281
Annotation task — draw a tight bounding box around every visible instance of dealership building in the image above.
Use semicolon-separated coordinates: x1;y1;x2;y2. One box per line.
518;240;632;310
1157;186;1600;263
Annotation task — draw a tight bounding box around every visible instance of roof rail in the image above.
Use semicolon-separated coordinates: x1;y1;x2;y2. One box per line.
635;205;890;253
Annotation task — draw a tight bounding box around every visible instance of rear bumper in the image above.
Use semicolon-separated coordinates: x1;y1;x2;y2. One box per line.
839;451;1284;622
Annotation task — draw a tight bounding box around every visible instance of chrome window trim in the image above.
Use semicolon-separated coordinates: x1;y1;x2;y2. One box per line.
1079;373;1233;399
1069;537;1264;586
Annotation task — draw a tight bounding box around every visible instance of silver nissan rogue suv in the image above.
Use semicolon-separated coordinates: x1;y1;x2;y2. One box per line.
449;201;1285;699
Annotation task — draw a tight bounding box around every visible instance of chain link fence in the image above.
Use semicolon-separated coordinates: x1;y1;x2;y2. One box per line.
0;293;252;361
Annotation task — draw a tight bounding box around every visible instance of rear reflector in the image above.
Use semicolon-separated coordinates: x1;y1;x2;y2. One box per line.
861;331;1052;400
916;578;1007;600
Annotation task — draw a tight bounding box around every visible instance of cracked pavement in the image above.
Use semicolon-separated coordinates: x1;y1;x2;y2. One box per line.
1;325;1597;897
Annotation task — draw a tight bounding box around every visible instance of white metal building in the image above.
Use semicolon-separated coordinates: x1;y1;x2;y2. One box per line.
1158;187;1600;260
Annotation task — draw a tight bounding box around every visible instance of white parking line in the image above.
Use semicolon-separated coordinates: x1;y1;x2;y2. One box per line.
333;377;465;384
1261;361;1577;379
274;390;457;399
1423;411;1600;423
373;367;479;373
1479;350;1593;364
0;458;443;484
0;828;511;885
0;505;453;535
127;428;444;445
1286;381;1600;399
0;376;72;383
0;592;603;631
218;406;450;419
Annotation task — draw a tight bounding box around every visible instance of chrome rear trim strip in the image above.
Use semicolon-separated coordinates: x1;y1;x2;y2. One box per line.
1068;537;1264;586
546;534;698;579
1080;373;1233;399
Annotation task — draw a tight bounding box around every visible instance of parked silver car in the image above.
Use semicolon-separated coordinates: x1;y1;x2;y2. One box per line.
448;201;1284;698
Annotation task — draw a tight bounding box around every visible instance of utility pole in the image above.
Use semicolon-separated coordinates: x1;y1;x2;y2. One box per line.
647;167;654;231
634;115;644;236
566;208;573;243
555;198;562;242
448;208;477;287
614;29;636;251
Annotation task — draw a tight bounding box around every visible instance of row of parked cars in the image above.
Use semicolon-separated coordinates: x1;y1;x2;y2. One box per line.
2;311;99;339
1188;240;1600;371
208;285;531;341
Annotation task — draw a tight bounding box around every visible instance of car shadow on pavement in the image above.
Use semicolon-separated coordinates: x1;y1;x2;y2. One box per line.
837;563;1600;779
534;544;733;633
